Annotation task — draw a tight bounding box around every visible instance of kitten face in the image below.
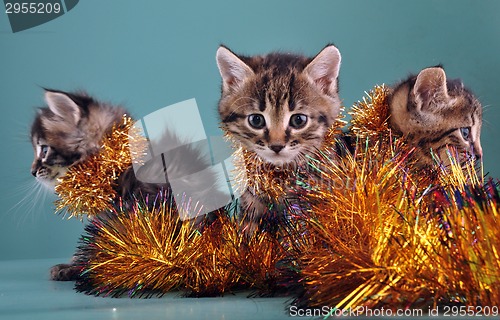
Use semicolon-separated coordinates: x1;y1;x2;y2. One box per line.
216;45;342;166
31;132;73;188
389;67;482;166
30;90;126;188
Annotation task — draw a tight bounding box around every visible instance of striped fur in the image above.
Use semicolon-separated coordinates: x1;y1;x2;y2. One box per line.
30;90;130;281
31;90;223;280
216;45;342;230
389;67;482;166
31;90;127;188
217;45;341;167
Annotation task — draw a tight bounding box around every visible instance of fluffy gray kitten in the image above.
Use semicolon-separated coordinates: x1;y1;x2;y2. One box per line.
31;89;222;280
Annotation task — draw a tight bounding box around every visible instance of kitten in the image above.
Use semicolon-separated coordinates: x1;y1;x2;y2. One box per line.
388;66;483;167
31;90;221;281
216;45;342;231
31;89;131;280
31;90;127;188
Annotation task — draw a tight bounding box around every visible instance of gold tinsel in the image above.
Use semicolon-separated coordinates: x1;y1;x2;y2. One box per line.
77;199;202;297
232;147;299;201
77;201;242;297
295;86;500;310
349;84;391;139
55;115;146;218
297;143;500;309
70;85;499;310
76;200;288;297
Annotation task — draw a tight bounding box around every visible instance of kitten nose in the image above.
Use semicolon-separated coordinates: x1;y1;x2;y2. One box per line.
269;145;284;154
31;162;38;177
475;149;483;160
473;141;483;160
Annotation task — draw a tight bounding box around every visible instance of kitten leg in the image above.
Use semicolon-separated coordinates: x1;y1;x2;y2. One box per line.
50;256;81;281
239;192;267;235
240;218;260;236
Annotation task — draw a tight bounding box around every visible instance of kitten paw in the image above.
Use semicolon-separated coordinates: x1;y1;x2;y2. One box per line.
50;263;81;281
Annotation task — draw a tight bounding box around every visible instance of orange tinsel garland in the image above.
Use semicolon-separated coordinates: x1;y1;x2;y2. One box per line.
54;115;145;218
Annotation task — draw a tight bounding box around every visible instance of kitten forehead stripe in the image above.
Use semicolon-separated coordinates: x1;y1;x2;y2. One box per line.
420;128;457;144
222;112;246;123
288;73;295;111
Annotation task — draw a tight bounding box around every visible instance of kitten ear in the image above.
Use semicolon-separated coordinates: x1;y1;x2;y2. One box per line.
44;90;81;124
216;46;254;92
303;45;341;97
413;67;449;109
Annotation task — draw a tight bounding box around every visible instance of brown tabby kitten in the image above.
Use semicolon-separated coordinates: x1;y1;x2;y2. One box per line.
31;90;127;188
216;45;342;231
31;89;131;280
32;89;223;281
388;66;483;166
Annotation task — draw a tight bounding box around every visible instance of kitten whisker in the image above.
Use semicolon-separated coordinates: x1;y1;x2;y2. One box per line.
481;119;493;131
5;178;53;227
216;45;343;233
481;104;493;112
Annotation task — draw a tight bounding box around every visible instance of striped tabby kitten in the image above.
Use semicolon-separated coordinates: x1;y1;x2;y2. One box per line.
31;90;127;188
31;89;130;281
32;89;223;280
216;45;342;231
388;66;482;166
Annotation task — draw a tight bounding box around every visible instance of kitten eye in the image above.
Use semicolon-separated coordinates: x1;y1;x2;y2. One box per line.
40;145;49;157
460;127;471;140
289;114;308;129
248;114;266;129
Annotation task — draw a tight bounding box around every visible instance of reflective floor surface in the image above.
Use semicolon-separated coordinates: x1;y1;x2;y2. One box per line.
0;258;298;320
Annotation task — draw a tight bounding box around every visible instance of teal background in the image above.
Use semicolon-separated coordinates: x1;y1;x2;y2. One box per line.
1;0;499;261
